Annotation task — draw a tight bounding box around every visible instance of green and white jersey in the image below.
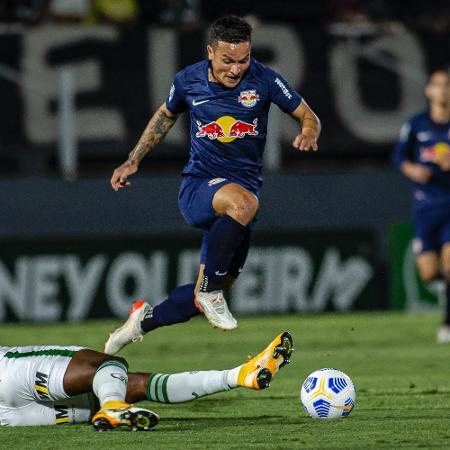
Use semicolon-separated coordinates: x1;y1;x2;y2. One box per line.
0;345;94;426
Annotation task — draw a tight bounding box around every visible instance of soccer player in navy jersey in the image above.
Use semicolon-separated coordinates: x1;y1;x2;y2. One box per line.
105;16;320;354
392;69;450;343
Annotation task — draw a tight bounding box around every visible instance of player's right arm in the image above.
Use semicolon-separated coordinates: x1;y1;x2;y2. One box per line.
400;161;432;184
111;103;179;191
392;119;431;185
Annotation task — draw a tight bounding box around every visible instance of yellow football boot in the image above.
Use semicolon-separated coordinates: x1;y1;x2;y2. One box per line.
91;400;159;432
237;332;293;390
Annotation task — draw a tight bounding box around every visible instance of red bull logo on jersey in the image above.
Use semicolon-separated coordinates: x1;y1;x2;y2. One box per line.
195;116;258;143
238;90;260;108
420;142;450;163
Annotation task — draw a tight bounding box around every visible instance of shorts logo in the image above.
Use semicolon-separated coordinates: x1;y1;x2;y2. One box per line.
54;405;69;425
208;178;227;186
34;371;49;400
238;90;260;108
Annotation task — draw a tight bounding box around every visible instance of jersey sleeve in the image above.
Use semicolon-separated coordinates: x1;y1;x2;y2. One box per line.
165;71;189;114
266;67;302;113
392;120;415;169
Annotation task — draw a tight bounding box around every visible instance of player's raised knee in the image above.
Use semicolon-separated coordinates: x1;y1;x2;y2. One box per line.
225;194;258;225
441;268;450;283
419;270;440;284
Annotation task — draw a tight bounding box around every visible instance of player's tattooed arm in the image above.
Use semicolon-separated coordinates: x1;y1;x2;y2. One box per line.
290;100;321;151
128;103;179;165
111;103;179;191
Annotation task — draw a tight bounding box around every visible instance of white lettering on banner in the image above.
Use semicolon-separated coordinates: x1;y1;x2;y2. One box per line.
148;28;185;146
251;24;304;148
308;248;373;312
231;251;260;314
232;247;373;314
145;252;168;305
279;248;313;311
0;258;29;321
22;25;125;145
65;254;107;321
32;256;63;321
177;250;201;288
106;252;168;317
0;245;372;322
18;23;431;150
330;30;426;143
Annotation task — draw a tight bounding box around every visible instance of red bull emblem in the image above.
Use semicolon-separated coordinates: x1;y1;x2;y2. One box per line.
195;116;258;142
195;121;225;139
238;89;260;108
420;142;450;163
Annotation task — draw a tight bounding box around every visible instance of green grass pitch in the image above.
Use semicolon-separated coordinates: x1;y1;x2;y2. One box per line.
1;312;450;449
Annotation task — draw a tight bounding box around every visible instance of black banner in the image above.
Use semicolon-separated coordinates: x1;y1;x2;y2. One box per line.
0;230;377;322
0;23;446;168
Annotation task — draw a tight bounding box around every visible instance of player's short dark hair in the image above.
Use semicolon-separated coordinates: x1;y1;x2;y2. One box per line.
208;16;252;47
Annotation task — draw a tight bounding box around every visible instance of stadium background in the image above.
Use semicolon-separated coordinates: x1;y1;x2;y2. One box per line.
0;0;448;322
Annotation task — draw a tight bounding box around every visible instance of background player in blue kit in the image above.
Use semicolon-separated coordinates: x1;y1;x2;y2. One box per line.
392;69;450;343
105;16;320;354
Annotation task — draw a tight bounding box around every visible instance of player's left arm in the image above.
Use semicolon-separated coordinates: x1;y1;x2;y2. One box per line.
290;100;321;151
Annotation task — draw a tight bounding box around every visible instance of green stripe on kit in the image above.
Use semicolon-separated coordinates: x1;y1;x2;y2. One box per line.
4;349;77;359
154;374;163;402
161;374;170;403
146;374;158;401
96;360;128;373
147;374;170;403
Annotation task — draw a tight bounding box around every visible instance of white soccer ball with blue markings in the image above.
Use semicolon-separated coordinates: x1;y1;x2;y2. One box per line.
300;368;356;419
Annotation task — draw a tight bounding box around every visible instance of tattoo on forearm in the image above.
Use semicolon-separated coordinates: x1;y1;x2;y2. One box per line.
128;109;177;164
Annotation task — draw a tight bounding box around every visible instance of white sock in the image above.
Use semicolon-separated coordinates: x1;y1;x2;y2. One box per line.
226;366;241;388
92;360;128;406
427;280;446;305
146;369;240;404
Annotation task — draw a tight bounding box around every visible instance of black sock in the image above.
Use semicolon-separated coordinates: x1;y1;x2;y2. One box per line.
199;274;222;293
203;214;246;291
140;284;199;333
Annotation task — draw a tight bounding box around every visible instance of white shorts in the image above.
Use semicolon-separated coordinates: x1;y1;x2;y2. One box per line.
0;345;95;426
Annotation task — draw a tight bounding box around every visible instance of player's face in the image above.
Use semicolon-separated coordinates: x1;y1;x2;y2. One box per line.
207;41;251;88
425;71;450;107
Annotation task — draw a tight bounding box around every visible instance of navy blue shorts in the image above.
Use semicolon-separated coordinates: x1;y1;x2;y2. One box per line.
178;175;257;271
413;201;450;254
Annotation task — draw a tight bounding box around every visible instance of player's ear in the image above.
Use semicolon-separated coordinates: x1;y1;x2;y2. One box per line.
207;44;214;61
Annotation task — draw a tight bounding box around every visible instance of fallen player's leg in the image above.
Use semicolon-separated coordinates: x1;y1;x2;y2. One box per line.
0;333;293;429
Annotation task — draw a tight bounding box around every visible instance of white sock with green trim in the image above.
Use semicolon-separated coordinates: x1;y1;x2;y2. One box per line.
92;360;128;406
146;370;237;403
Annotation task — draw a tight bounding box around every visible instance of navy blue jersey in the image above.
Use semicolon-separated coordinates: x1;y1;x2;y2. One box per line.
165;59;302;193
392;111;450;204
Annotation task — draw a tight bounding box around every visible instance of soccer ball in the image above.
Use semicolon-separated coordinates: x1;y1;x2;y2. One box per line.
300;368;356;419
